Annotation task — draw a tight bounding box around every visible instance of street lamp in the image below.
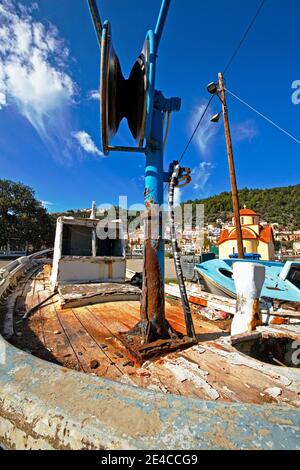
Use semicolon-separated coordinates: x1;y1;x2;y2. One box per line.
207;81;222;122
206;82;218;95
210;112;221;123
207;73;244;259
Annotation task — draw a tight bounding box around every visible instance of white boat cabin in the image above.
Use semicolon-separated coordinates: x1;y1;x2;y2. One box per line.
51;216;126;289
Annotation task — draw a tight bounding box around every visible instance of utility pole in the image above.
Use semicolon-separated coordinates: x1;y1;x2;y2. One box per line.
218;72;244;259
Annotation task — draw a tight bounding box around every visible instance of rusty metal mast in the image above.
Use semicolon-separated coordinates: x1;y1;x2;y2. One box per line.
218;72;244;259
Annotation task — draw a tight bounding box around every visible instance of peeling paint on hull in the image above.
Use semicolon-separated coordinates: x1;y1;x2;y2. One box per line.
1;338;300;450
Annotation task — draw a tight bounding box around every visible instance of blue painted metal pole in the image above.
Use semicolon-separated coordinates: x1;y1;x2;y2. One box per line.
145;107;165;277
154;0;171;52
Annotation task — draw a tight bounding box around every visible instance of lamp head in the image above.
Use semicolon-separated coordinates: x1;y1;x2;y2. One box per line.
210;112;221;123
207;82;218;95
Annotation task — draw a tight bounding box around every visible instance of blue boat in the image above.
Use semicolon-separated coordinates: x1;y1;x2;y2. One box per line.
195;258;300;302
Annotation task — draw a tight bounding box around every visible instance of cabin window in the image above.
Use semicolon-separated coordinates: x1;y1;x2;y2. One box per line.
244;246;247;253
232;247;235;254
62;224;124;257
97;234;123;257
219;268;233;279
62;225;92;256
241;217;244;224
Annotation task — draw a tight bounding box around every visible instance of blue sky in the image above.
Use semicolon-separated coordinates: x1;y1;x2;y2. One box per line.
0;0;299;212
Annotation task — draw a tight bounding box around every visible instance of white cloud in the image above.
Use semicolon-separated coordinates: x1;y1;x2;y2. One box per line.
40;200;54;209
188;100;218;194
193;161;214;192
190;101;219;156
188;102;257;196
88;89;100;101
73;131;103;157
231;119;258;143
0;1;76;162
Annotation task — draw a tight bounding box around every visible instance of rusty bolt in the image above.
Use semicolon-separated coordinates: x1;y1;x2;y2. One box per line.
90;360;100;370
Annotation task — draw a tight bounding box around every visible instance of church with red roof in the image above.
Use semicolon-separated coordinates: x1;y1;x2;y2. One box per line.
218;207;275;260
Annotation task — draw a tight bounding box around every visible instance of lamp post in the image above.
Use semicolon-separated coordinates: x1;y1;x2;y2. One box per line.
207;73;244;259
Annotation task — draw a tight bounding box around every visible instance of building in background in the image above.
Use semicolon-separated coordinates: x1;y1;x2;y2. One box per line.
218;208;275;260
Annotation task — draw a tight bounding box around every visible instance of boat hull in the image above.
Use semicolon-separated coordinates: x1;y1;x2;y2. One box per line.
195;258;300;302
199;271;236;298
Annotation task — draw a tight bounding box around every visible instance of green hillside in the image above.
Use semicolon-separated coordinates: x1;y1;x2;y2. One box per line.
185;184;300;229
51;185;300;230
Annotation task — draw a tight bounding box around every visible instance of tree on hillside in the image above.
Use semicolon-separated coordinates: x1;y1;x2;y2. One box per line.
0;180;55;252
186;185;300;229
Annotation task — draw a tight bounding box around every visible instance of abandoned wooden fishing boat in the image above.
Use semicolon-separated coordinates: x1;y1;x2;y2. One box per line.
1;224;300;449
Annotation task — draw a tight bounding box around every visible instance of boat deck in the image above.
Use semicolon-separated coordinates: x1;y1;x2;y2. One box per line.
3;263;300;406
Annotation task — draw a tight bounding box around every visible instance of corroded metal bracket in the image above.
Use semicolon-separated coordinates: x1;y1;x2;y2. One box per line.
118;330;197;366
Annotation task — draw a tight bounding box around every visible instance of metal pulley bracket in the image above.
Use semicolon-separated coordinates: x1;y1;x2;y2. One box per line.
177;167;192;188
168;161;192;188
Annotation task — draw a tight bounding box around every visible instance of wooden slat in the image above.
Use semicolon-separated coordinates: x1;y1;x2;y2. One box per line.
116;300;196;336
74;306;132;365
25;275;46;346
56;306;123;380
83;304;224;399
37;291;81;371
87;303;136;332
73;306;145;385
169;358;221;400
76;305;177;391
180;344;299;405
75;305;213;397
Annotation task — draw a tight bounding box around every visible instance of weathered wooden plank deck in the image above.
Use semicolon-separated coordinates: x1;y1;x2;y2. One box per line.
4;263;300;407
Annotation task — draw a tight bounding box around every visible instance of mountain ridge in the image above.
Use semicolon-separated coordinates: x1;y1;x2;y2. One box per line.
185;184;300;229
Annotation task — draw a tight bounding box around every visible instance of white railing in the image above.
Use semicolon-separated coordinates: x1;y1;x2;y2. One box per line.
0;249;53;298
0;250;27;257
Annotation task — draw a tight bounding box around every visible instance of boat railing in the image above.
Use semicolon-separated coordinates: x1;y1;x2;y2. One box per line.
0;250;27;257
0;248;53;297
